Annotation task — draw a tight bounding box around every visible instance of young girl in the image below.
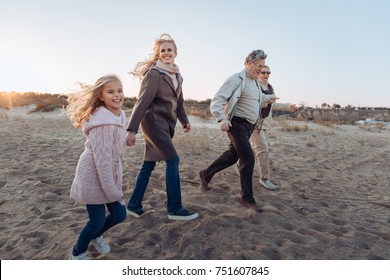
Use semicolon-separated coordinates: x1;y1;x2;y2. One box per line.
67;74;127;260
125;34;198;220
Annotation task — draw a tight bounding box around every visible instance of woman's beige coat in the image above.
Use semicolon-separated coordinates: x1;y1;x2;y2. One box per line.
127;68;189;161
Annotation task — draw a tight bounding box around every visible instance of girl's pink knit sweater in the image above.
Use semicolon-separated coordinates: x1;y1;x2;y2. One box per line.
70;107;127;205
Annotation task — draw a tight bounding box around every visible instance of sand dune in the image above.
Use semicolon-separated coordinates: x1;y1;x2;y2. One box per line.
0;107;389;260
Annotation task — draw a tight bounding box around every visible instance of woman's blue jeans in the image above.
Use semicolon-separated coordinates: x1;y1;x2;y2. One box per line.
127;156;183;214
72;201;126;256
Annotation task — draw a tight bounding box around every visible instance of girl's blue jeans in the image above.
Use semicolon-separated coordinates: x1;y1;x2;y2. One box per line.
72;201;126;256
127;156;184;214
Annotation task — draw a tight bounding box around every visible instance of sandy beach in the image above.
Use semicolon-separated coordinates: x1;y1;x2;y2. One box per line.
0;107;389;260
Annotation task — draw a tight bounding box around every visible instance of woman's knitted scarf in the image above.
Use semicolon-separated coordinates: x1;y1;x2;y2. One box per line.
155;60;180;90
155;60;180;74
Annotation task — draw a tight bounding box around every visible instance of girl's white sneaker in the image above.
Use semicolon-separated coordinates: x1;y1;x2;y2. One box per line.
90;236;110;254
69;252;90;260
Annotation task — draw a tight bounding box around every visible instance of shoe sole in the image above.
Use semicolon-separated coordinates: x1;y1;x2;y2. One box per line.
168;213;199;221
259;181;278;190
69;254;90;260
261;185;277;190
237;197;263;212
127;209;157;218
126;209;143;218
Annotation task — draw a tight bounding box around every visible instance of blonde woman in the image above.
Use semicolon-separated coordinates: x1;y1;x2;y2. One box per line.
67;74;127;260
126;34;198;221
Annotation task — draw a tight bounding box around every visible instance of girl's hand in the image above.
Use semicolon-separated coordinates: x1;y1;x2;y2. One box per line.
125;132;136;146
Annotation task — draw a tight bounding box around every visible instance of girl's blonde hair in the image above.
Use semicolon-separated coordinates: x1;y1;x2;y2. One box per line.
67;74;122;128
131;33;177;78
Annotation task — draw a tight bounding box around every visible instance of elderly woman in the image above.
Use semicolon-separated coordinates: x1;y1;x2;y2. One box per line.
249;65;298;190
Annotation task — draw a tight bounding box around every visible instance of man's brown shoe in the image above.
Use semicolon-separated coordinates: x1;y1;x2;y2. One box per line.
238;197;263;212
199;170;211;191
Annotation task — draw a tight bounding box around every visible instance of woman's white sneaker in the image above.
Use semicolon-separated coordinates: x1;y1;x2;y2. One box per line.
259;179;278;190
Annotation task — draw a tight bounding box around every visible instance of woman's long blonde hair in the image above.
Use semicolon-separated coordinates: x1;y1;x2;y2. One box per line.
66;74;121;128
131;33;178;78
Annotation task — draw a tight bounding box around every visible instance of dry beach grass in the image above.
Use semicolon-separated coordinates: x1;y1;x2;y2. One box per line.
0;106;389;260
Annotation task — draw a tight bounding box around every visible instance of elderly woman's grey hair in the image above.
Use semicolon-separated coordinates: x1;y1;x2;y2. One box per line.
245;49;267;64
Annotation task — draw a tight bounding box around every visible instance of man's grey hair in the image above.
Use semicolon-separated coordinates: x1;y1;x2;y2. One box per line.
245;49;267;64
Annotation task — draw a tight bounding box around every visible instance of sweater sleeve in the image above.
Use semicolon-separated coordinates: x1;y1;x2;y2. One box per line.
273;102;293;112
88;125;123;202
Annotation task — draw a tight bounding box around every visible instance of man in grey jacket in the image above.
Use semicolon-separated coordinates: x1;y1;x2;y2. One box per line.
199;50;276;208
